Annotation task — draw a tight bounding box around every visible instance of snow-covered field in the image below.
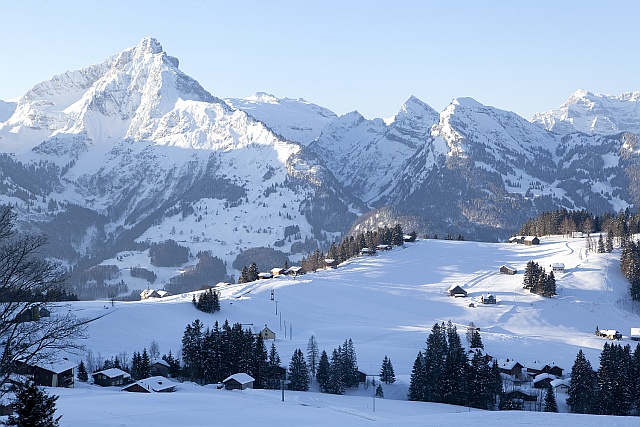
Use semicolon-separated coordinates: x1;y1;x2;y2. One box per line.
50;236;640;426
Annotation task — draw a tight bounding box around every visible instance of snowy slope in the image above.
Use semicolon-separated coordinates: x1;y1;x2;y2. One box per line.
225;92;338;145
0;99;16;122
532;89;640;135
50;236;640;425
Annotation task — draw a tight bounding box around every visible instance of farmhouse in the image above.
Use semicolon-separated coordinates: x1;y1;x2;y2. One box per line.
223;373;255;390
526;362;563;377
271;267;286;277
499;265;517;275
140;288;160;299
376;244;392;251
448;285;467;298
550;263;565;273
123;376;176;393
551;378;570;394
481;294;496;304
255;325;276;341
156;290;172;298
286;266;303;276
596;328;622;340
360;247;374;256
258;272;273;280
92;368;131;387
13;306;50;323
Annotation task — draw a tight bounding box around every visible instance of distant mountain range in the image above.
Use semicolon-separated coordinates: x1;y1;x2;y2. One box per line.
1;37;639;291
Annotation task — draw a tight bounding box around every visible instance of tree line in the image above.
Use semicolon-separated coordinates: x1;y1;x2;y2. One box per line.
523;261;557;298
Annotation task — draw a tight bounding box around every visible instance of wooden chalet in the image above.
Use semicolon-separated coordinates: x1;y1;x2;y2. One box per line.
448;285;467;298
551;378;570;394
376;244;393;251
156;290;172;298
223;373;255;390
150;359;171;377
271;267;286;277
29;360;76;388
508;235;525;244
122;376;176;393
527;362;563;378
497;359;524;378
499;265;517;275
503;389;538;402
13;306;50;323
523;236;540;246
140;288;160;300
360;247;374;256
533;373;555;389
258;272;273;280
324;258;339;269
92;368;131;387
550;263;565;273
596;328;622;340
481;294;496;304
357;370;367;384
286;266;303;276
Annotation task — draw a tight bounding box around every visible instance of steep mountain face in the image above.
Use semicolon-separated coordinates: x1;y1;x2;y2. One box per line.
225;93;337;145
532;89;640;135
0;38;361;291
0;100;16;122
308;96;440;205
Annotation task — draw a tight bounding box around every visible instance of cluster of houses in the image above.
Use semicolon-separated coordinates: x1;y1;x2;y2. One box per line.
507;235;540;246
140;288;172;300
447;285;496;305
12;305;51;323
497;358;569;408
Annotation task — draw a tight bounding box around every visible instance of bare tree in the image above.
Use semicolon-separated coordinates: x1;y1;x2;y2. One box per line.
0;205;86;396
149;340;160;361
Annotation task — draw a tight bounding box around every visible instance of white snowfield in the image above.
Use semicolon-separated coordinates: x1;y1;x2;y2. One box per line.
51;236;639;426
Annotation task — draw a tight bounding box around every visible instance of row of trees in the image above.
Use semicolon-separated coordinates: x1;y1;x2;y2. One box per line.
316;339;360;395
523;261;557;297
408;322;502;409
301;224;414;272
519;208;640;240
567;343;640;415
621;239;640;301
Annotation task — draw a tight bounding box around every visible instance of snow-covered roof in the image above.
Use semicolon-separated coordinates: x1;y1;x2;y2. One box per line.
157;290;171;297
550;263;565;268
324;258;336;263
533;373;556;382
500;265;516;270
524;236;539;241
152;359;170;367
132;376;175;392
223;373;254;385
287;266;301;272
497;359;522;369
550;378;570;388
93;368;130;379
34;360;77;374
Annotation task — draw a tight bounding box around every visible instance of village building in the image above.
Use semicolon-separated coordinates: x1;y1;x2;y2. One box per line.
596;328;622;340
254;325;276;341
286;266;303;276
140;288;160;300
324;258;339;269
499;265;517;275
357;370;368;384
223;373;255;390
376;244;393;251
122;376;176;393
526;362;563;377
150;359;171;377
550;263;565;273
271;267;286;277
92;368;131;387
533;373;556;389
156;290;172;298
497;359;524;378
360;247;374;256
25;360;77;388
448;285;467;298
508;235;525;244
572;231;584;238
257;272;273;280
550;378;570;394
481;294;496;304
13;306;50;323
523;236;540;246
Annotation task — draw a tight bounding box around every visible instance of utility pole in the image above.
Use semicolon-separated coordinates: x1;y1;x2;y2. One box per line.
275;300;278;315
366;374;376;413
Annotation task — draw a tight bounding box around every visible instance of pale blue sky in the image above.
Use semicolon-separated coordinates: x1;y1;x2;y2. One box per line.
1;0;638;120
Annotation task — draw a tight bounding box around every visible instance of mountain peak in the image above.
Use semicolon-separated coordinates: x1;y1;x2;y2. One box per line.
451;97;483;109
135;37;164;55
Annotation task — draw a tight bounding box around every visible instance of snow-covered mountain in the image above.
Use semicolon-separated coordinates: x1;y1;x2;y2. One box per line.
1;37;639;296
0;37;362;292
225;92;337;145
532;89;640;135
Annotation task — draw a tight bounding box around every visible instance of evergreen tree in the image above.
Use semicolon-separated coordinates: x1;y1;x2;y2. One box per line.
6;379;61;427
341;338;359;389
162;350;181;378
379;355;396;384
423;322;448;403
327;348;345;395
595;343;632;415
307;335;320;379
287;348;310;391
605;228;614;252
408;351;426;401
443;321;468;405
77;360;88;383
316;350;330;393
140;348;151;379
266;342;282;390
469;329;484;349
375;383;384;398
250;333;268;389
543;271;557;298
543;382;559;412
597;234;605;253
248;262;259;282
181;319;204;382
